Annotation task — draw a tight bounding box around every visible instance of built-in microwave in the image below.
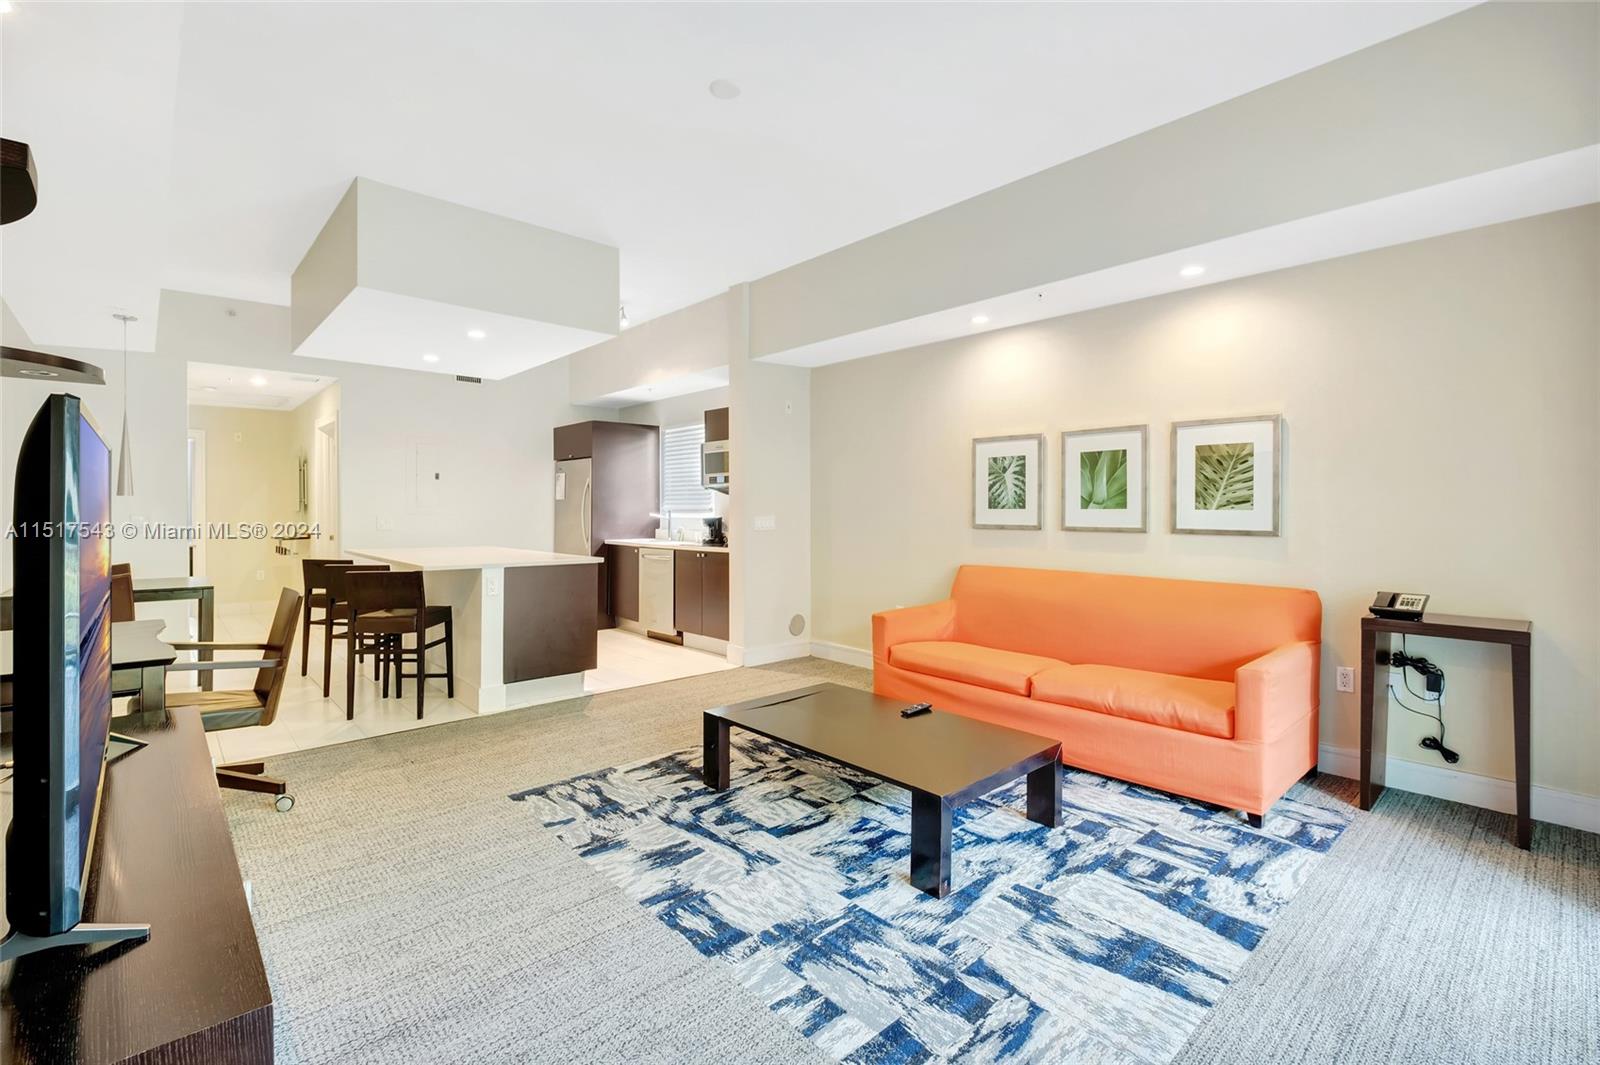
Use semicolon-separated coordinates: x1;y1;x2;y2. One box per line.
702;440;730;492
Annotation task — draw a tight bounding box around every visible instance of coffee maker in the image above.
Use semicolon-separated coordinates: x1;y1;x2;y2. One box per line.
702;516;727;547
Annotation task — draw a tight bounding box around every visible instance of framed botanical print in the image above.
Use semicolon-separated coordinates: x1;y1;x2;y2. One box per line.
972;434;1044;529
1062;425;1147;532
1171;414;1282;536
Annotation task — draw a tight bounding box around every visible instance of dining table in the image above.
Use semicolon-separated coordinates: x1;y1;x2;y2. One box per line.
0;619;178;717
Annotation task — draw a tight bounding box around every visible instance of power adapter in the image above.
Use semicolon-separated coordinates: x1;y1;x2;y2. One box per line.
1387;643;1455;763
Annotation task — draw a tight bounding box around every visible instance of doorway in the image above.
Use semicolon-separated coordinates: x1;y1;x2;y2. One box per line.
315;416;340;553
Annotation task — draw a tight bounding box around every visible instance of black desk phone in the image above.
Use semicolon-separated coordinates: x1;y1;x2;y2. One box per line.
1370;591;1429;621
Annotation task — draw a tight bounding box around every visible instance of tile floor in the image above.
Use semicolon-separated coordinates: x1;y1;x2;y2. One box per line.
154;605;735;766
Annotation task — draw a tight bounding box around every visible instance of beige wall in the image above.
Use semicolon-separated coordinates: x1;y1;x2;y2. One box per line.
159;291;616;556
728;285;813;664
187;405;302;607
809;206;1599;800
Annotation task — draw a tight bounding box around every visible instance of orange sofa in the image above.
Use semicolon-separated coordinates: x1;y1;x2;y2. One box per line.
872;566;1321;823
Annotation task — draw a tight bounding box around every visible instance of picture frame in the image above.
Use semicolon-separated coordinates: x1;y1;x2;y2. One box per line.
1170;414;1282;536
972;434;1045;530
1062;424;1147;532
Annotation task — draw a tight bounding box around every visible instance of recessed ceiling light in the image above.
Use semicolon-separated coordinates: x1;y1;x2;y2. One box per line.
708;79;741;100
0;3;14;15
20;368;58;378
466;328;487;340
202;386;218;392
422;353;440;363
1179;264;1206;278
971;315;990;325
249;374;267;387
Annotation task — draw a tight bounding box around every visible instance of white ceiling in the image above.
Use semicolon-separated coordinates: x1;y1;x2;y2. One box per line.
294;287;614;381
187;360;334;411
765;147;1600;367
1;1;1468;354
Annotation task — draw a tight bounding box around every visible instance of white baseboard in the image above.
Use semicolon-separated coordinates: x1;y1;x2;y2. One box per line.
729;640;813;667
809;640;873;670
1318;743;1600;835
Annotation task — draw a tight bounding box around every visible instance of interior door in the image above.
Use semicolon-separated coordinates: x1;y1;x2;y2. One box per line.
315;417;340;553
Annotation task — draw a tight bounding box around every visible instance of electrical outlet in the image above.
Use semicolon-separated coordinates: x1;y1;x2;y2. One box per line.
1335;666;1354;693
484;571;502;596
254;569;265;581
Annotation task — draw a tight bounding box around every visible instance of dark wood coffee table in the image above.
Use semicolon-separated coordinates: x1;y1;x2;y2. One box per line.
702;682;1062;898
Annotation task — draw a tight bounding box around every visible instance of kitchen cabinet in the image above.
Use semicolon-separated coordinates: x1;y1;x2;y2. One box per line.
553;419;659;627
673;549;729;640
553;421;593;461
701;551;729;640
608;544;640;622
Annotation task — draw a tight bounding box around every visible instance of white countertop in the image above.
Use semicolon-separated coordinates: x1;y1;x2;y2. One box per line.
605;538;730;554
347;546;604;571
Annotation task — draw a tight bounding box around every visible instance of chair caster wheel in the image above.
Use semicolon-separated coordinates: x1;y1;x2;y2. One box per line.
274;794;295;813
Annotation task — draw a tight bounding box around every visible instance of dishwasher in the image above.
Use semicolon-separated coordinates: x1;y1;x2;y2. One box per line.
639;548;677;639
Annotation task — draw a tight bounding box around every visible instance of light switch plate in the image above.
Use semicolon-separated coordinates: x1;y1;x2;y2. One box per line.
754;515;777;531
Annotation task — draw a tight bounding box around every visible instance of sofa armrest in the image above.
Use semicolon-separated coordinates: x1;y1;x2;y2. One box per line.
872;599;957;664
1234;641;1319;743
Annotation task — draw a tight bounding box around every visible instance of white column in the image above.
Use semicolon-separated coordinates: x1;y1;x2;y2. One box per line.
726;283;813;666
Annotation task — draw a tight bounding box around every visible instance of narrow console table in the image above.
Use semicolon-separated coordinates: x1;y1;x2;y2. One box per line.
1;707;273;1063
1359;612;1533;848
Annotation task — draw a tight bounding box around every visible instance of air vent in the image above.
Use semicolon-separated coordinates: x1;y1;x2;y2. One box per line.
455;375;483;384
289;374;322;383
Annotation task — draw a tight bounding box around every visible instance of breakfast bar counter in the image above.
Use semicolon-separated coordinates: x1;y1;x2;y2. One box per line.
347;545;601;712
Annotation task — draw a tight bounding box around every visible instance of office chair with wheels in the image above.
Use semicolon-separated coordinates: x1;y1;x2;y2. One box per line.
111;563;135;622
128;587;303;811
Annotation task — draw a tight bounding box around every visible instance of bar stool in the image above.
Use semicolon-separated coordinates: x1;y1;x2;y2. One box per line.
344;570;454;721
299;558;355;675
321;563;390;701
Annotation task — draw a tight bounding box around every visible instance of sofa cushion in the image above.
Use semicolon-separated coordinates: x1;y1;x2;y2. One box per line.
889;641;1065;696
1030;664;1235;739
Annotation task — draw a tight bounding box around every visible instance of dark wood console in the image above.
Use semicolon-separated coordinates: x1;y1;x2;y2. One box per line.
2;707;273;1064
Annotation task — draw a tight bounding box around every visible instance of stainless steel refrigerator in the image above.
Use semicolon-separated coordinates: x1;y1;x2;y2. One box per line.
554;457;592;556
552;420;661;625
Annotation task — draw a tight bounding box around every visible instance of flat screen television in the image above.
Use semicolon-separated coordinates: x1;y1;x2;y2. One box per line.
5;393;116;938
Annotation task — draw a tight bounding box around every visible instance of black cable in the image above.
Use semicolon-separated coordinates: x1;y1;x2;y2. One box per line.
1390;635;1458;763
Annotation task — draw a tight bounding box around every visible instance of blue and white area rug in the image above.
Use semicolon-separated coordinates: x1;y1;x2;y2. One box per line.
510;735;1348;1064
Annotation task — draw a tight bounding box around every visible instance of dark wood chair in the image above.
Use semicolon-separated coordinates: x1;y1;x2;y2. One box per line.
321;563;390;699
299;558;355;676
128;587;303;811
110;563;135;623
344;570;454;721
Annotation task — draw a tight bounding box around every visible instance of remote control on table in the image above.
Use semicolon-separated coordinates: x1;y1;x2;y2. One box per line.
900;703;933;718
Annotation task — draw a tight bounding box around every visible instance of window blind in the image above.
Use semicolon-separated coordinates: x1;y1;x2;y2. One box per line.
661;423;713;513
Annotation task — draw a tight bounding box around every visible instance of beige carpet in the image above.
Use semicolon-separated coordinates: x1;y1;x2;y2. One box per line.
222;658;1599;1064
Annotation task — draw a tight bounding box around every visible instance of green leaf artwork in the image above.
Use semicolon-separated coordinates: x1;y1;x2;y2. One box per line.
1079;449;1128;510
987;454;1028;510
1193;442;1255;510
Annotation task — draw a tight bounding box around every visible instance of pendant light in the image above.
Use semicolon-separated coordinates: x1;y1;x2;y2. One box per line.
113;312;136;496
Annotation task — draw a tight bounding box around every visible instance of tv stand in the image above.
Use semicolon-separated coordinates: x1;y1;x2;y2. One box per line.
0;922;150;963
1;707;273;1063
